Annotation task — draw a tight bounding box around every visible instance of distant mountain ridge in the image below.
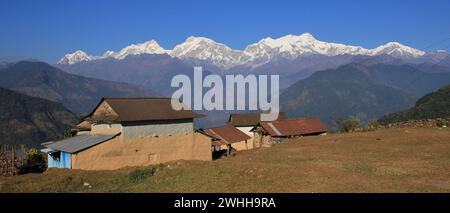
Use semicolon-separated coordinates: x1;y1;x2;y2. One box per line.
58;33;437;69
0;87;79;147
57;33;450;94
0;61;157;115
57;54;209;97
379;84;450;124
280;63;450;129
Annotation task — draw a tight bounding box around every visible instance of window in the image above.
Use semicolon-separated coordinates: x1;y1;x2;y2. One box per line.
50;151;61;161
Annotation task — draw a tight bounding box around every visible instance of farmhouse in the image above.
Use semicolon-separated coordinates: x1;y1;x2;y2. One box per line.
201;124;252;157
42;97;212;170
251;118;328;147
228;112;287;144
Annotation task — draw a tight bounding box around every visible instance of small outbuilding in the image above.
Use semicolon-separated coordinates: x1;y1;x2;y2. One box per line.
251;118;328;147
202;124;251;157
228;112;287;145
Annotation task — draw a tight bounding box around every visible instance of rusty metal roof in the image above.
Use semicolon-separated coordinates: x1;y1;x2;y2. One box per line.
89;97;204;122
228;112;287;126
204;124;251;144
256;118;328;137
195;129;228;146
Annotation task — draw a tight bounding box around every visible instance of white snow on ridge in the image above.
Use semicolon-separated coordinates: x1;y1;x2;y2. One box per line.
58;40;168;65
169;36;250;68
58;50;97;65
369;42;425;57
58;33;428;67
113;40;168;60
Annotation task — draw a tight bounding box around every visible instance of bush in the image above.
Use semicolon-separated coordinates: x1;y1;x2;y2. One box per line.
339;116;360;133
436;119;446;127
18;148;47;175
364;120;381;131
127;165;163;182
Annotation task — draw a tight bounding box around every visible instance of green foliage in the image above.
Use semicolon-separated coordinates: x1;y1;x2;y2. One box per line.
364;120;381;131
127;164;163;183
280;63;419;130
339;116;360;133
0;87;79;148
436;120;446;128
18;148;47;175
63;129;76;139
379;84;450;124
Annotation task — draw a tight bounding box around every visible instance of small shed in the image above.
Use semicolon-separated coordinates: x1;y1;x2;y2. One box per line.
228;112;287;145
42;134;119;169
251;118;328;147
202;124;252;157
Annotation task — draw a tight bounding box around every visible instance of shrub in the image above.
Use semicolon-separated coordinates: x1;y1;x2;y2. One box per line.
436;119;446;127
364;120;381;131
63;129;76;139
127;165;163;182
18;148;47;174
339;116;360;133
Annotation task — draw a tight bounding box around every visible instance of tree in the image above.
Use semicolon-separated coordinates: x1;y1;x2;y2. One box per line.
18;148;47;174
339;116;360;133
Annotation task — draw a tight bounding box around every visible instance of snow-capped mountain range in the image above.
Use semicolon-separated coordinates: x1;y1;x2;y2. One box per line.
58;33;428;68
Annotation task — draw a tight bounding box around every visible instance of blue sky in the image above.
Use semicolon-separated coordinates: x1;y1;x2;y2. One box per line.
1;0;450;63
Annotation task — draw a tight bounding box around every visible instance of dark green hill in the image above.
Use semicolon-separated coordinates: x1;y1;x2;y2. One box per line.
280;63;450;129
0;61;157;115
379;84;450;124
0;87;79;147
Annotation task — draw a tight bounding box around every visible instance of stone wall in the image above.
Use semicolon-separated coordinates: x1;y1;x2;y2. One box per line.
383;118;450;129
121;119;193;139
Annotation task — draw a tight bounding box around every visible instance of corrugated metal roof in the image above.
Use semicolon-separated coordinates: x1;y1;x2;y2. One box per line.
267;122;282;136
204;124;251;144
43;134;119;154
88;97;204;122
228;112;287;126
257;118;328;137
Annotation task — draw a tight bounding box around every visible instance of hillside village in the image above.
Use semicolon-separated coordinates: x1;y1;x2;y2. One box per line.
40;97;329;170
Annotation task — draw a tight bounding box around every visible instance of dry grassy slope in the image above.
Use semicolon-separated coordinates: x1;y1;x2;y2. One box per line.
1;127;450;192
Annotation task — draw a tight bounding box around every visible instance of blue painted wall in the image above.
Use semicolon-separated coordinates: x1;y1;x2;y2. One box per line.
47;151;71;169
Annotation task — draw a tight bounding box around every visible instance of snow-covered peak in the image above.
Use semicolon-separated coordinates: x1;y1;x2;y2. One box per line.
243;33;370;65
170;36;247;68
171;36;221;57
256;33;317;49
185;36;217;44
58;33;431;68
58;50;95;65
102;50;115;57
58;40;169;64
113;39;168;60
370;42;425;58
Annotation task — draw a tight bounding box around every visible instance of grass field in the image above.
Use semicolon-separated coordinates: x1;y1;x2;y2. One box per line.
1;127;450;192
